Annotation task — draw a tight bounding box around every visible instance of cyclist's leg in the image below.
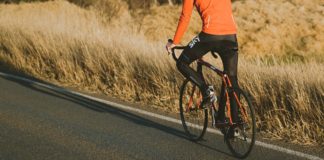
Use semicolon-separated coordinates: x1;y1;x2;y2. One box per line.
217;38;239;123
176;36;211;97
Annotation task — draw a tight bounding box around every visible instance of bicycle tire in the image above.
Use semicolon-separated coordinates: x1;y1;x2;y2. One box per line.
179;79;208;141
225;89;256;159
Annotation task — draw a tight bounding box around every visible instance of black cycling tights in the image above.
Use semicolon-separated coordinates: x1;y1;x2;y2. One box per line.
176;32;239;122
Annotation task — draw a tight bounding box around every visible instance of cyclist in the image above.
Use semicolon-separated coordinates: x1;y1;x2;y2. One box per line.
166;0;240;129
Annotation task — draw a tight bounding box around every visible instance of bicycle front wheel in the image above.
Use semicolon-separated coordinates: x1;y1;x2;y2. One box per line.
225;89;256;159
179;79;208;141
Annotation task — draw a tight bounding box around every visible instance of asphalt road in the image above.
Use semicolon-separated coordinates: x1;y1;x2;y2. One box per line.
0;74;323;160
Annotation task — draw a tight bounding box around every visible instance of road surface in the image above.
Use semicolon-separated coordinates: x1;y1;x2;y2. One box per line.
0;72;322;160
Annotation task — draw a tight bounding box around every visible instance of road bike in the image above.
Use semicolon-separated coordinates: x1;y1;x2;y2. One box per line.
168;40;256;159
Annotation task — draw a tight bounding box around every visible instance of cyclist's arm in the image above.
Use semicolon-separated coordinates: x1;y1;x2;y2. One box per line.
173;0;194;45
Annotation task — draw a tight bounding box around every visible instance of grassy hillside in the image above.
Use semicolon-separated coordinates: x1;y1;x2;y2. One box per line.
137;0;324;57
0;0;323;146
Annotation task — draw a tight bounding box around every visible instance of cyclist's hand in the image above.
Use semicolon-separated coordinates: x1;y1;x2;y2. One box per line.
166;41;175;55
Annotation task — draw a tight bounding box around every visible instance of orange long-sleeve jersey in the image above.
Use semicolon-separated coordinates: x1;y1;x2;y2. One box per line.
173;0;237;44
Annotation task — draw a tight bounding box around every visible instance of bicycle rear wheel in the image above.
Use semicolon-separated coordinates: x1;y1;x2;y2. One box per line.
225;89;256;159
179;79;208;141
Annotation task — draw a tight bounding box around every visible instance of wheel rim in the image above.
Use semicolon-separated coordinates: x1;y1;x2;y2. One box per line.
180;80;207;140
226;91;256;158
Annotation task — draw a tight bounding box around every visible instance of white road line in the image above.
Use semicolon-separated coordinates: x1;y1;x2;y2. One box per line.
0;72;322;160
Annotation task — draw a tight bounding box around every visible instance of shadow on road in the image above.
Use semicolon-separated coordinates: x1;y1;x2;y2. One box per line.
1;72;234;157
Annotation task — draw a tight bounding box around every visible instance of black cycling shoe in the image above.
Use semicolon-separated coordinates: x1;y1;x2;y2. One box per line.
213;114;228;134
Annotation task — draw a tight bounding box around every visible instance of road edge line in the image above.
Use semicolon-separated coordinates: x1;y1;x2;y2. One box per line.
0;72;322;160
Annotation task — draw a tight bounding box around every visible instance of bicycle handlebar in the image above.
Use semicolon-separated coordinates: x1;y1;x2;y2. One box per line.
211;51;218;59
167;39;218;61
171;46;186;61
168;39;185;61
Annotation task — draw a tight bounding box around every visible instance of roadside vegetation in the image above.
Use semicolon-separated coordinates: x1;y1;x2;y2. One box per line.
0;0;323;146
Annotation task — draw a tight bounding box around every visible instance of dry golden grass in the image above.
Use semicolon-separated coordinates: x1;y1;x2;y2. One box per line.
138;0;324;57
0;0;323;146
